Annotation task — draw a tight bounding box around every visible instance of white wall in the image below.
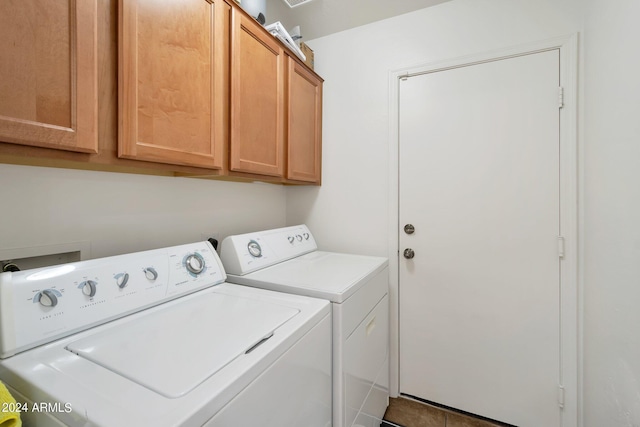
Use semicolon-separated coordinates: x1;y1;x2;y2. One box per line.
583;0;640;426
1;0;637;424
287;0;582;253
284;0;587;423
0;164;286;259
286;0;640;426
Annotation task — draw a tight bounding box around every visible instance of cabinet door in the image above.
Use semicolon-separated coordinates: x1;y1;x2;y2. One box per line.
230;11;285;177
119;0;228;169
0;0;98;153
286;58;322;183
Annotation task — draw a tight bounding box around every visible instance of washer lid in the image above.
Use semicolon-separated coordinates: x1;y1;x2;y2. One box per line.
65;291;298;398
228;252;388;303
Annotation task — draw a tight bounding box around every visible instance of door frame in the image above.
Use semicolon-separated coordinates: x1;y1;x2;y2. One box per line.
387;34;579;427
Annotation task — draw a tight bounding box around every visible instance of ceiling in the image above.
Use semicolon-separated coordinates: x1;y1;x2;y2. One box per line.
264;0;452;42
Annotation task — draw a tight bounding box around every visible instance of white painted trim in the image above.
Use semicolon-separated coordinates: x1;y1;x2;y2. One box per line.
387;67;401;399
387;33;580;427
558;33;580;427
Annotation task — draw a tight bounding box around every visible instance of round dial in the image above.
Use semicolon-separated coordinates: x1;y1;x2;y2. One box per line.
247;240;262;258
185;253;205;275
81;280;97;297
38;289;58;307
116;273;129;288
144;267;158;281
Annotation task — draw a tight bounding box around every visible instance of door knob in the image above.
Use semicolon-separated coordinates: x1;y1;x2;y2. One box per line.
403;248;415;259
404;224;415;234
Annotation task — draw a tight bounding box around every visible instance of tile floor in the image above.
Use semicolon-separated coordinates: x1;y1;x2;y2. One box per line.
383;397;510;427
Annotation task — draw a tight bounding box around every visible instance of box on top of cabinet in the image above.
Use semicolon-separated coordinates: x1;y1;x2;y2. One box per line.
300;42;314;69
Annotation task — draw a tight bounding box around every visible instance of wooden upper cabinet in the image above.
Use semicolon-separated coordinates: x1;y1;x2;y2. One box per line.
286;57;323;183
0;1;98;153
230;10;285;177
119;0;229;169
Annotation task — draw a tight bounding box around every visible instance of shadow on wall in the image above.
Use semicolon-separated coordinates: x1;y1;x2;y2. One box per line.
286;186;321;226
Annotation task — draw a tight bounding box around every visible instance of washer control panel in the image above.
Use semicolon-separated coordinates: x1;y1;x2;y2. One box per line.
0;241;225;358
220;224;317;276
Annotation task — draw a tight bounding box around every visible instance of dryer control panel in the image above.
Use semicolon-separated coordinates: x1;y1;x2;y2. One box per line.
0;241;225;358
220;225;317;275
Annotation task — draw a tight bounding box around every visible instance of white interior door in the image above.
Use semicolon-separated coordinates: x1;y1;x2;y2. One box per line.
399;50;561;427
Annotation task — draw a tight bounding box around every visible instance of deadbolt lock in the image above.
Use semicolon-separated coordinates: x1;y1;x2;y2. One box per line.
404;224;415;234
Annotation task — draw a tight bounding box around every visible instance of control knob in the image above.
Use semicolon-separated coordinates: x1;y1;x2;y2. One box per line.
37;289;59;308
80;280;97;297
144;267;158;281
185;253;205;275
115;273;129;288
248;240;262;258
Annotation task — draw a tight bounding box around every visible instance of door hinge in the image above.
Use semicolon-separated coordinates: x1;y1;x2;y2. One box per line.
558;385;565;409
557;236;565;259
558;87;564;108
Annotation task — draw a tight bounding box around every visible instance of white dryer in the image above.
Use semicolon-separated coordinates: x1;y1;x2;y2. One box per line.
220;225;389;427
0;241;331;426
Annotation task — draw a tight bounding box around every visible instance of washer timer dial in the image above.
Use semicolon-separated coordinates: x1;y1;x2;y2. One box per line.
247;240;262;258
184;253;206;275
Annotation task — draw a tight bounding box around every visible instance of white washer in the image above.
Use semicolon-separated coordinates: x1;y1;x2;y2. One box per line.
0;241;331;426
220;225;389;427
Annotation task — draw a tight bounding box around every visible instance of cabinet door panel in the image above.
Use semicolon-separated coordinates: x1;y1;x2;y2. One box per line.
230;12;284;177
0;0;98;153
287;58;322;183
119;0;227;169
